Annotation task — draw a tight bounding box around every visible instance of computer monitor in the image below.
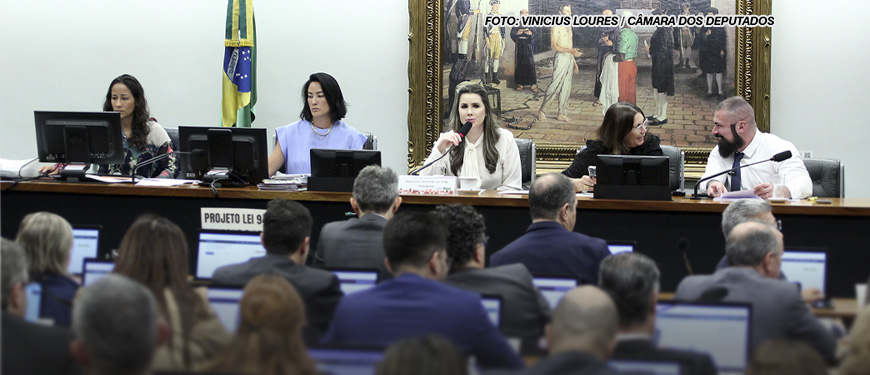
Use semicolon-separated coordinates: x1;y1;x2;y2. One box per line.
82;259;115;287
532;275;580;310
327;268;380;295
609;359;682;375
68;225;101;275
34;111;124;181
308;148;381;192
781;247;828;293
25;282;43;323
177;126;268;186
607;240;636;255
308;346;385;375
594;155;671;201
480;294;503;329
207;286;244;332
195;231;266;280
655;301;752;374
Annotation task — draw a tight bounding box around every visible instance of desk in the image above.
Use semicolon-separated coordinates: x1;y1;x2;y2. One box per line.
3;180;870;296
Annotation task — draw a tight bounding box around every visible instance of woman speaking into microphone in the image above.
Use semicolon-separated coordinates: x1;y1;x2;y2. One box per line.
419;83;521;191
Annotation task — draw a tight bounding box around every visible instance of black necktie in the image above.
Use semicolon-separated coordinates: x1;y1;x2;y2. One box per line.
731;152;744;191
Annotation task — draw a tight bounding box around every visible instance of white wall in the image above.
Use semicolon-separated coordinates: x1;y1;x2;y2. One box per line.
0;0;410;174
2;1;868;197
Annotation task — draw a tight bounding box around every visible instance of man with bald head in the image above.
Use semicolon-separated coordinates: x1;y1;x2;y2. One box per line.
675;221;835;363
700;96;812;198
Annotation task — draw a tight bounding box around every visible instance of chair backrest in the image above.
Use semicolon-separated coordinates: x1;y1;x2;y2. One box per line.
514;138;536;190
163;127;186;178
802;158;844;198
363;132;377;150
660;145;683;192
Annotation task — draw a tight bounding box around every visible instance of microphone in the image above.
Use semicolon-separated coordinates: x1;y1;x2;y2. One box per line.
678;238;693;275
131;149;205;182
691;150;793;199
410;122;473;175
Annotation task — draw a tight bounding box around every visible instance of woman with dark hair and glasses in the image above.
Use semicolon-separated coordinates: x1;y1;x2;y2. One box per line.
268;72;367;176
562;102;663;192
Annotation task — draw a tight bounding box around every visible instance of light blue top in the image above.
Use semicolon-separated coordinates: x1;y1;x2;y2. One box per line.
276;119;367;174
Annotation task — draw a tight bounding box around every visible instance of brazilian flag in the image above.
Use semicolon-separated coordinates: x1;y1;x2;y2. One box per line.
221;0;257;127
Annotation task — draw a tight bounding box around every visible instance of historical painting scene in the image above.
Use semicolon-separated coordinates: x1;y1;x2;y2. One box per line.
441;0;736;152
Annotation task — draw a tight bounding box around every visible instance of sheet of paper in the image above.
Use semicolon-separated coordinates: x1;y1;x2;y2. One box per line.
497;190;529;195
85;175;134;183
135;178;200;186
713;190;761;201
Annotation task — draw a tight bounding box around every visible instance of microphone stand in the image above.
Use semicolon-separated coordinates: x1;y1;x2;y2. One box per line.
130;152;174;183
691;158;779;199
410;146;454;175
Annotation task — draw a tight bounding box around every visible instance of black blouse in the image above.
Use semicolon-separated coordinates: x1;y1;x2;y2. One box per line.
562;134;664;178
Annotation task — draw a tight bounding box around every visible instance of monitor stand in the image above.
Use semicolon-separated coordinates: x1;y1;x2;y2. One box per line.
199;170;248;188
59;164;90;182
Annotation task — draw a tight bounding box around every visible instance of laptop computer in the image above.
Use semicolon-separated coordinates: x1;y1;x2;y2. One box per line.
82;258;115;286
480;294;503;329
532;275;580;310
326;268;380;295
655;301;752;375
24;282;43;323
195;231;266;280
68;225;101;275
308;346;385;375
607;240;636;255
610;359;682;375
206;285;244;332
780;247;831;308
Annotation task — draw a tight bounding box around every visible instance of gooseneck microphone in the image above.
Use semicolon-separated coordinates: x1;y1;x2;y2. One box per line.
131;149;205;182
691;150;792;199
410;122;473;175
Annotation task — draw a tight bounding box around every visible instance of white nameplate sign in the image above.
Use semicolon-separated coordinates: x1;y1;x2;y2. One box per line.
398;175;457;195
201;208;266;232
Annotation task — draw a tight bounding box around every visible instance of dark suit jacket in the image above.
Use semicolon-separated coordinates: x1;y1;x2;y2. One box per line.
33;272;79;328
674;267;836;363
446;264;550;345
211;254;343;342
614;337;717;375
1;312;81;375
313;214;391;279
490;221;610;283
485;351;622;375
322;273;525;370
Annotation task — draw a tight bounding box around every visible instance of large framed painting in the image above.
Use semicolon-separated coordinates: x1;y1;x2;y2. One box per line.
408;0;771;177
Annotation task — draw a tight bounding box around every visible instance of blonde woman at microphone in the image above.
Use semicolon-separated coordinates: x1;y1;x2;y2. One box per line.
420;83;522;191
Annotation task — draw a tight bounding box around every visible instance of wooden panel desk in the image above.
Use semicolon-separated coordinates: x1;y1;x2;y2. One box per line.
3;180;870;296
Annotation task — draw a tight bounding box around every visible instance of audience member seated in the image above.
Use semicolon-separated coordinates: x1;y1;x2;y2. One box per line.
839;304;870;375
322;212;524;370
419;83;522;191
113;215;230;371
434;204;550;347
674;221;836;363
746;340;828;375
267;72;367;176
599;252;717;375
72;274;167;375
376;335;468;375
1;237;80;375
212;199;343;343
490;173;610;283
561;102;663;193
200;274;317;375
313;165;401;279
15;211;79;328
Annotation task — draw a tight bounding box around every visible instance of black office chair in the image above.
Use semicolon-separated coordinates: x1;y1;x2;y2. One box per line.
660;145;684;192
163;127;187;178
515;138;536;190
803;158;844;198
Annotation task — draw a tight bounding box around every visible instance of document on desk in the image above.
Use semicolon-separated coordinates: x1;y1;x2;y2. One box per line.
135;178;200;186
85;175;133;183
713;190;761;201
497;190;529;195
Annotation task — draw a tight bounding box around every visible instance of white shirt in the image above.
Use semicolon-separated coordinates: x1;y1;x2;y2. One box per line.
421;127;523;191
700;129;813;198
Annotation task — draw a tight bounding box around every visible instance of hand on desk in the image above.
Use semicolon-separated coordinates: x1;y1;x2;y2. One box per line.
572;176;596;193
802;288;825;304
707;181;727;197
38;165;59;175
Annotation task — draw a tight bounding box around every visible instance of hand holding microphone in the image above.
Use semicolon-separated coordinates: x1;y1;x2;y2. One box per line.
435;122;473;154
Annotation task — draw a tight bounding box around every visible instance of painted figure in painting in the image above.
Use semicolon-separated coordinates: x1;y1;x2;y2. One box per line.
676;3;695;68
614;10;638;105
537;4;582;124
593;9;618;108
647;9;674;126
510;9;537;93
698;7;727;98
484;0;505;85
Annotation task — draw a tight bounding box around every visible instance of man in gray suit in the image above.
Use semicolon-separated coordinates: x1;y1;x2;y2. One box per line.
675;221;836;363
435;204;550;350
212;199;343;342
313;165;402;279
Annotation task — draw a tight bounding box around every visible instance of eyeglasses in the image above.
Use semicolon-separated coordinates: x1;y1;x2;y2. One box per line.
634;121;648;133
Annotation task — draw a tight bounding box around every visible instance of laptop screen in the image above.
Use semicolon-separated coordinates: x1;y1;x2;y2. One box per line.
82;259;115;287
532;276;579;309
480;295;502;328
781;250;827;292
607;240;636;255
196;231;266;279
655;302;751;374
308;347;385;375
25;282;43;323
207;286;244;332
610;360;682;375
328;269;379;295
69;227;100;275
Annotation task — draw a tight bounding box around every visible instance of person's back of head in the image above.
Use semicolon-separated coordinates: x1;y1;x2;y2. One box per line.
72;274;160;375
15;211;73;277
1;237;30;317
721;199;773;237
376;335;468;375
383;212;448;277
432;204;486;268
747;340;827;375
725;221;783;275
598;253;660;331
262;199;312;255
353;165;400;215
529;173;576;223
548;285;618;360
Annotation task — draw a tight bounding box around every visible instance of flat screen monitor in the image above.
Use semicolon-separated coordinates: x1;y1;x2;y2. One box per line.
595;155;671;201
207;286;244;332
607;240;636;255
25;282;43;323
655;301;752;374
308;148;381;192
610;360;682;375
82;259;115;287
532;275;579;310
327;268;380;295
68;226;101;275
34;111;124;181
781;248;828;293
177;126;268;186
480;294;503;329
195;231;266;280
308;346;385;375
